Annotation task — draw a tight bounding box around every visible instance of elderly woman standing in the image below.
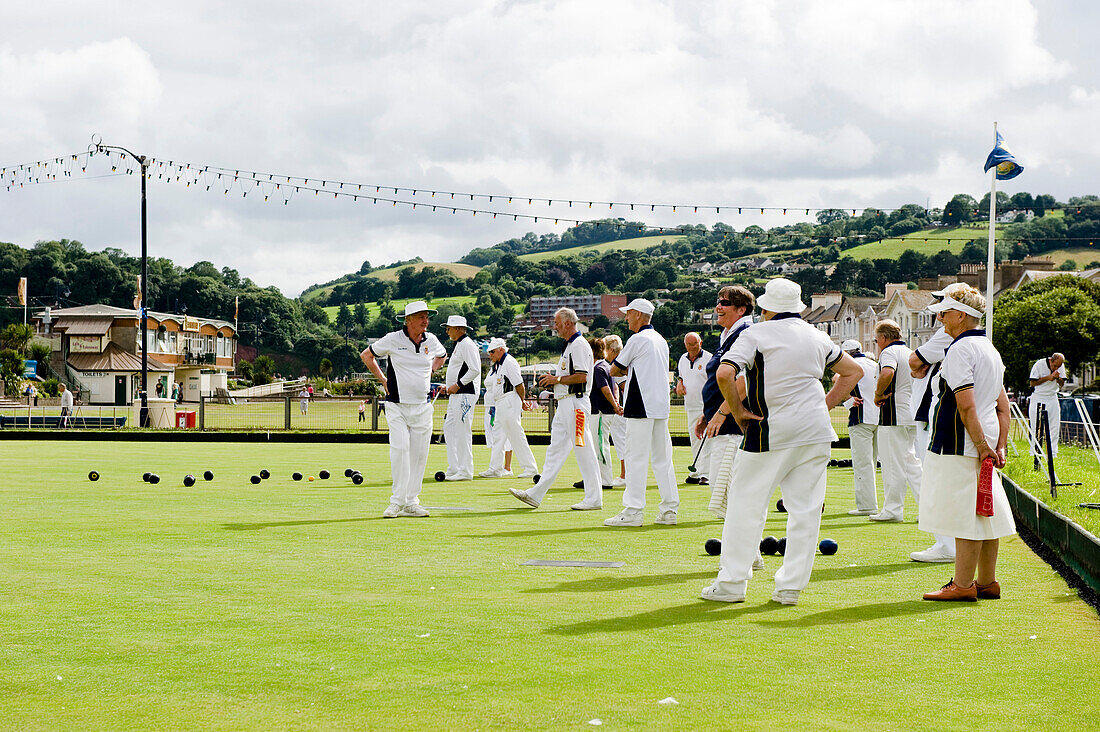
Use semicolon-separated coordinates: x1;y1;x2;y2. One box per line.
920;285;1013;601
602;334;628;486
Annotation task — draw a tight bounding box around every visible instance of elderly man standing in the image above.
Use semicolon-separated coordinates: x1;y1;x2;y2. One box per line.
871;319;923;523
1028;352;1067;461
842;339;880;516
701;278;862;605
361;301;447;518
509;308;603;511
604;298;679;527
441;314;481;481
676;331;712;485
481;338;539;479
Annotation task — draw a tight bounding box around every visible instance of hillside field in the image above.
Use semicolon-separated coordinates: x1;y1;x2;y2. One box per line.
303;262;482;301
517;233;685;262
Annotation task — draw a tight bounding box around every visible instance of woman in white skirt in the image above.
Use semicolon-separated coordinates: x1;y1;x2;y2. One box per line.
602;335;628;486
920;285;1013;602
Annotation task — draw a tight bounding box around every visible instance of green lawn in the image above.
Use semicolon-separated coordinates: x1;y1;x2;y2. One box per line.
839;226;995;260
1032;247;1100;269
1003;439;1100;537
518;233;685;262
2;440;1098;729
302;263;483;302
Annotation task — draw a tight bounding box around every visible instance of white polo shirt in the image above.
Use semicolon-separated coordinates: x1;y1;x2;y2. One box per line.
445;334;482;396
487;352;523;408
911;327;953;424
930;329;1005;457
555;332;594;405
845;353;879;427
721;314;842;452
369;328;447;405
677;349;711;412
614;325;671;420
878;340;915;427
1030;357;1066;399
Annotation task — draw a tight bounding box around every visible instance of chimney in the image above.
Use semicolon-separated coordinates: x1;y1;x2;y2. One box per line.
884;283;908;301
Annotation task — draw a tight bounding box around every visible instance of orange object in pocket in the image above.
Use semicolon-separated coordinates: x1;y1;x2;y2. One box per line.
574;409;585;447
976;457;994;517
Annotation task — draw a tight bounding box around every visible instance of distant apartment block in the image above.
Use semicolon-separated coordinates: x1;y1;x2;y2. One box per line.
527;294;628;326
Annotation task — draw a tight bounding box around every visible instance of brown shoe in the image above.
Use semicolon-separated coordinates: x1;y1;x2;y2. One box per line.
976;580;1001;599
923;579;978;602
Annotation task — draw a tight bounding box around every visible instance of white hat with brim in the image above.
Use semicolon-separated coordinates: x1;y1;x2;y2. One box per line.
443;315;468;329
927;296;984;319
756;278;805;314
841;339;862;352
395;300;436;322
619;298;655;316
487;337;507;352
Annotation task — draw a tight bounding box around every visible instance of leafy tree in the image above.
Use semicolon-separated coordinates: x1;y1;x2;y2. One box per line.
1059;260;1077;271
254;355;275;386
336;303;353;332
943;194;978;224
0;348;24;396
318;358;333;379
1;324;33;355
237;359;254;383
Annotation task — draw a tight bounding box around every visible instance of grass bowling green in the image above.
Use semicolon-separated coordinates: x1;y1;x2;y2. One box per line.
2;440;1098;730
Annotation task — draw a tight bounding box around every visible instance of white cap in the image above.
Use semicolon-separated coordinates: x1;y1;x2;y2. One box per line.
756;278;806;314
619;298;655;316
841;339;862;352
487;337;507;352
396;300;436;321
443;315;468;329
928;296;984;319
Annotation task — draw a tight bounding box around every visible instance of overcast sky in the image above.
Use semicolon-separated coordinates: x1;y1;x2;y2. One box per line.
2;1;1098;296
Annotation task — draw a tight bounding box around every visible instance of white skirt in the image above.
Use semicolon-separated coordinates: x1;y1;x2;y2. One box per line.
919;453;1016;540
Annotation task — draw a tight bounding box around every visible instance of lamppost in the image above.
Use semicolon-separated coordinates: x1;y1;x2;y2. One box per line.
92;136;150;427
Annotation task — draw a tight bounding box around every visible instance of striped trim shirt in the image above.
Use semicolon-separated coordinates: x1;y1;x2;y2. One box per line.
929;329;1004;457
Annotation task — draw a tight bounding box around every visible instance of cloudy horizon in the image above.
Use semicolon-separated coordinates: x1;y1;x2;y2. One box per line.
3;0;1098;296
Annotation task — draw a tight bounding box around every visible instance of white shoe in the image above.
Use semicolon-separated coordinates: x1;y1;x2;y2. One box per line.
654;510;678;525
571;501;602;511
501;470;514;477
771;589;800;605
701;584;745;603
603;510;643;527
446;474;472;481
752;554;765;571
869;512;903;522
848;508;877;516
479;469;504;478
910;546;956;563
400;504;430;518
517;470;538;479
383;502;403;518
610;477;626;487
509;488;540;508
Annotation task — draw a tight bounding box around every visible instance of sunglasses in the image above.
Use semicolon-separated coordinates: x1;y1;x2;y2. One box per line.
716;299;734;307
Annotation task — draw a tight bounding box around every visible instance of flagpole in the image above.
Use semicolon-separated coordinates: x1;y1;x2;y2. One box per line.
986;121;997;338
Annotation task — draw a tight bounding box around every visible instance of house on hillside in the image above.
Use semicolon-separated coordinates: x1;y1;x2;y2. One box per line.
30;304;236;405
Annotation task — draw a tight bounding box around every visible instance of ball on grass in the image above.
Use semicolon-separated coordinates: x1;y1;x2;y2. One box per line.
776;537;787;555
760;536;779;555
319;470;330;480
704;538;721;556
308;476;315;482
344;468;354;478
352;473;364;485
142;472;151;482
532;474;541;484
259;469;270;480
776;498;786;513
819;538;838;555
292;472;303;481
88;470;100;482
148;474;160;484
203;470;214;481
183;475;196;487
250;475;261;484
434;471;446;482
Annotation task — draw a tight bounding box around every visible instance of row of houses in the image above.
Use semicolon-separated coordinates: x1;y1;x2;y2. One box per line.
686;258;815;277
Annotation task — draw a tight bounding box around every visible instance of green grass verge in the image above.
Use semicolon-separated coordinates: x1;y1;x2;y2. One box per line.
2;441;1098;729
1032;247;1100;269
839;226;994;260
1002;439;1100;537
518;234;685;262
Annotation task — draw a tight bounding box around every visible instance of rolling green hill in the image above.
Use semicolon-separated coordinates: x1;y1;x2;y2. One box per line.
517;233;685;262
835;226;996;260
302;261;482;302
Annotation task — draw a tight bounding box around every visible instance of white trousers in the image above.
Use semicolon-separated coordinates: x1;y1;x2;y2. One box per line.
488;397;537;475
849;423;879;512
712;442;831;596
594;412;616;485
444;393;476;478
529;396;602;505
686;405;711;478
878;425;923;519
386;402;433;507
1029;396;1061;457
622;417;679;513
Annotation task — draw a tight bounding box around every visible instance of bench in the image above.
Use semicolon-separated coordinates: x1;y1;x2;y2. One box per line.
0;415;128;429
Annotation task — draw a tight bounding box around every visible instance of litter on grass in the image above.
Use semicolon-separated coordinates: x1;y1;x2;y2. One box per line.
417;633;430;638
658;697;679;705
588;720;602;726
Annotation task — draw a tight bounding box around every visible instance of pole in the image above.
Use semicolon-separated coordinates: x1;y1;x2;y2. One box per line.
139;156;149;428
985;122;997;338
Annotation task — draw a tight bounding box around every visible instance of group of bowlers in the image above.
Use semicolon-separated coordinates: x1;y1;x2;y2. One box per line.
362;276;1017;605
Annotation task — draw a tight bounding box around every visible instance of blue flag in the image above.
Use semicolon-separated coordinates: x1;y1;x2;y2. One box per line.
983;130;1024;180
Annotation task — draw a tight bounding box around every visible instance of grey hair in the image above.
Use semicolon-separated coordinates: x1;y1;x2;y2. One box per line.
603;334;623;354
555;307;579;325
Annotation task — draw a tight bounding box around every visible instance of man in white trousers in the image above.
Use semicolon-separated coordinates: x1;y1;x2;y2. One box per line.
676;332;712;485
481;338;539;479
701;278;862;605
361;301;447;518
605;298;679;527
871;319;923;523
509;308;603;511
441;314;481;481
841;339;880;516
1028;352;1067;460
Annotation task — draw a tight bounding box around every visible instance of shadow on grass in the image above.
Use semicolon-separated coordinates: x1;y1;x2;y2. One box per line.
525;571;715;594
462;520;714;539
809;561;925;582
751;600;953;628
548;600;786;635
